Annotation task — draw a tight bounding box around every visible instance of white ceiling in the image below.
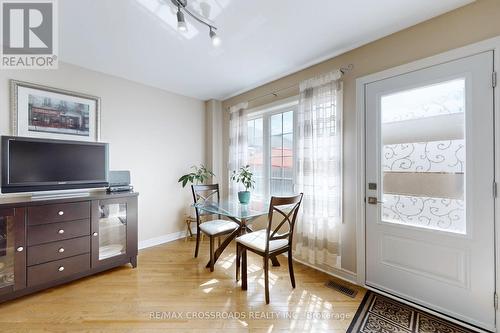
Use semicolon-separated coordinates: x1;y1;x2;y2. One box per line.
59;0;473;100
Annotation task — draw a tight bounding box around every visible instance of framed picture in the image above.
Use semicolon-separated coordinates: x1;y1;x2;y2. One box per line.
10;80;101;142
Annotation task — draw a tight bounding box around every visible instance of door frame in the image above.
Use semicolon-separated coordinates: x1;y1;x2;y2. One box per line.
355;36;500;331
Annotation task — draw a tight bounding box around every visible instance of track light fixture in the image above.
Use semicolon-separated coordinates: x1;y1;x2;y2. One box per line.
171;0;221;47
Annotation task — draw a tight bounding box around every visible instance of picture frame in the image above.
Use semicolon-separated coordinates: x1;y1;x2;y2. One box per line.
10;80;101;142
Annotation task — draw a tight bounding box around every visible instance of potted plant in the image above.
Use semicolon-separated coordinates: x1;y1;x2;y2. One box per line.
178;165;215;217
231;165;255;204
178;164;215;188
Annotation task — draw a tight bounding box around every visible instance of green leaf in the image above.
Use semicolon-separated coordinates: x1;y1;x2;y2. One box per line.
230;165;255;190
178;164;215;187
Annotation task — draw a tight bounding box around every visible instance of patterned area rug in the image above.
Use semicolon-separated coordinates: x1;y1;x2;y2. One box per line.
347;291;475;333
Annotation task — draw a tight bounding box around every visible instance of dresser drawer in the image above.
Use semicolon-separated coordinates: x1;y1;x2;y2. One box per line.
28;201;90;225
27;236;90;266
27;253;90;287
28;219;90;246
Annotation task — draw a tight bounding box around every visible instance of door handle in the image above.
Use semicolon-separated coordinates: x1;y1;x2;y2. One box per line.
367;197;384;205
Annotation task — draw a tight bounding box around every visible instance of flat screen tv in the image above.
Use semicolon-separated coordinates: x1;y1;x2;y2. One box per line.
1;136;109;193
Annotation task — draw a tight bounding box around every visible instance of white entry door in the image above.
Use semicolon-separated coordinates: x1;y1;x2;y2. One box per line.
365;51;495;330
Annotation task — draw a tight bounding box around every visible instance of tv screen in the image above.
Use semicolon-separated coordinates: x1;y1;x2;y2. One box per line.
1;136;108;193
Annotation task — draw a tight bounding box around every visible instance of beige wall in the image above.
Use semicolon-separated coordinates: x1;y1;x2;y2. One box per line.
221;0;500;274
0;62;205;244
205;99;224;192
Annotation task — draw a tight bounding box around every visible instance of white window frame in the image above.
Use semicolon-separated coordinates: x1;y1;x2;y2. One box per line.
247;96;299;199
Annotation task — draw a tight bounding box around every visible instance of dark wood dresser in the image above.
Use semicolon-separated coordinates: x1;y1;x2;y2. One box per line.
0;191;138;303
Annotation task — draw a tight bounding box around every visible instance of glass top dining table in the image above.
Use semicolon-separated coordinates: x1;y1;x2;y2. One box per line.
195;199;269;222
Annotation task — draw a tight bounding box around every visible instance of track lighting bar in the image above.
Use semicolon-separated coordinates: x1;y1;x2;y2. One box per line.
171;0;221;46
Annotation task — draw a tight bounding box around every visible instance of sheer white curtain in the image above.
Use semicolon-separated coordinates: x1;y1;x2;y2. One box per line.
294;70;343;271
228;102;249;198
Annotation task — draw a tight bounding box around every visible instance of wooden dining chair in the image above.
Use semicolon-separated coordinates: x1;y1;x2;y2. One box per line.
235;193;303;304
192;184;239;272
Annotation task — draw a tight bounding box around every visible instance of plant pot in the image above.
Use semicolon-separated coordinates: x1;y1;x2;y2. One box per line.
238;191;251;204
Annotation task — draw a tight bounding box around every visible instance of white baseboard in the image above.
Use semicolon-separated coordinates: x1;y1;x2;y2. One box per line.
138;231;186;250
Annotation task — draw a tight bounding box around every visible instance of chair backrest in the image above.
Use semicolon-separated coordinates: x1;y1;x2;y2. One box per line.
265;193;303;253
191;184;220;223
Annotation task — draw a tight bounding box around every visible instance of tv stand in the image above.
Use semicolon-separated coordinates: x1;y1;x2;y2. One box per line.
0;191;138;303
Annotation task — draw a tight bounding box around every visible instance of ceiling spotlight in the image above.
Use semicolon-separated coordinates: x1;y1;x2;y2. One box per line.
209;28;221;47
177;7;187;32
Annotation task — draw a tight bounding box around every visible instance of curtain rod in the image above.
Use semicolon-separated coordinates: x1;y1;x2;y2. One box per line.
233;64;354;107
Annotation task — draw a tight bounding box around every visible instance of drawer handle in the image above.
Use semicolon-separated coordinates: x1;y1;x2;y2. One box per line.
58;229;65;234
58;210;64;216
58;266;65;272
16;246;24;252
93;232;98;237
58;247;65;253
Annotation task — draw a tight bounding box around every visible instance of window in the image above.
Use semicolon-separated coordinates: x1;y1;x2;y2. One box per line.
270;111;294;196
247;102;297;199
247;118;264;197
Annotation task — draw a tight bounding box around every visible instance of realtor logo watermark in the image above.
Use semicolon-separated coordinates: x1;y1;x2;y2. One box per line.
1;0;58;69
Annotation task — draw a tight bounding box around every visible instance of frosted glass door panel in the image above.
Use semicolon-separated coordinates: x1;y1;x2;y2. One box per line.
381;79;465;234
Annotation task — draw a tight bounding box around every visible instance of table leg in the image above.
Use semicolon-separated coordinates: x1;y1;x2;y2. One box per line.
240;218;248;234
270;256;280;267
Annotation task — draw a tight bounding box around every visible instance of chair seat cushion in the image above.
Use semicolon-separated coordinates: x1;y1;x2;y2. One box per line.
236;229;288;252
199;219;239;236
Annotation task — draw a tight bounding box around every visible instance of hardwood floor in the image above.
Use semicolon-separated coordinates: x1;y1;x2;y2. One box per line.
0;238;364;332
